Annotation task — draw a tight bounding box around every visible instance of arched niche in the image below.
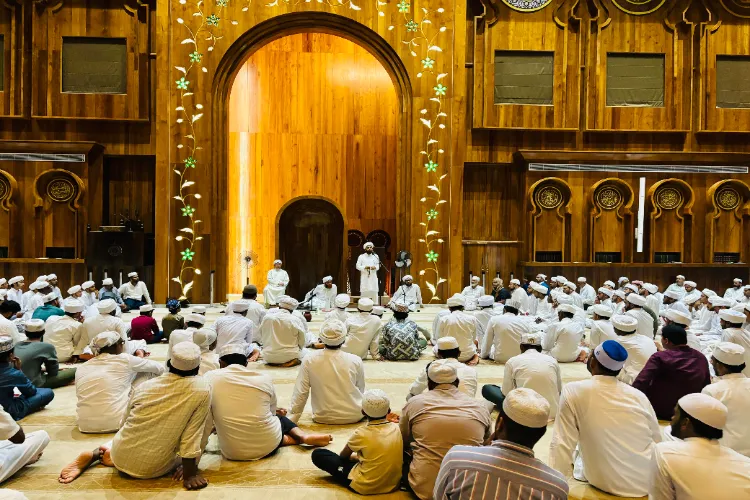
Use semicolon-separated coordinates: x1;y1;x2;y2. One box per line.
706;179;750;263
528;177;572;262
32;169;85;258
0;170;18;254
647;178;694;263
589;178;635;263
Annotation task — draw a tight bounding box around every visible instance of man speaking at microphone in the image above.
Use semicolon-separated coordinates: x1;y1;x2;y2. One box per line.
356;242;380;304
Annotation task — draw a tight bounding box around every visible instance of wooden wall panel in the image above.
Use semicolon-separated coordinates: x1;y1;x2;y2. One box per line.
226;33;398;292
0;1;24;117
104;156;155;233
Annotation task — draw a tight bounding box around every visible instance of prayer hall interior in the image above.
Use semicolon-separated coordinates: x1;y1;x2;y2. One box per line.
2;0;750;499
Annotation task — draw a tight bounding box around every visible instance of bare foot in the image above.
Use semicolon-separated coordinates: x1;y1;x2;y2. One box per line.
301;433;333;447
99;447;113;467
58;448;100;484
466;354;480;366
26;452;44;465
248;350;261;362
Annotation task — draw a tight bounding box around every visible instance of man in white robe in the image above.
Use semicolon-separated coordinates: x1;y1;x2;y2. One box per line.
342;298;381;360
80;281;99;319
435;294;482;364
214;301;258;359
325;294;351;323
611;314;657;385
166;313;206;363
618;276;630;291
562;281;583;309
682;281;701;307
118;272;152;312
263;260;289;306
76;299;129;356
470;295;496;346
507;278;528;313
719;309;750;377
625;293;656;339
481;299;531;363
461;276;484;311
577;277;596;309
594;287;613;311
355;243;380;303
0;403;50;484
529;283;555;324
543;304;585;362
666;274;686;299
47;274;63;304
589;304;616;347
724;278;745;303
44;299;85;363
611;290;627;315
407;337;477;401
7;276;25;312
550;340;662;498
307;276;337;310
391;275;422;311
260;297;308;366
662;289;691;318
233;284;266;332
641;283;661;314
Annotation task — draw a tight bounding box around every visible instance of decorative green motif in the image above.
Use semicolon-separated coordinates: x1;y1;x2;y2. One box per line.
421;57;434;69
424;160;437;172
184;157;196;168
426;250;439;263
406;20;419;32
206;14;220;26
176;77;190;90
426;209;438;220
433;84;447;96
189;51;202;63
181;205;196;216
217;0;229;6
397;0;410;12
181;249;195;261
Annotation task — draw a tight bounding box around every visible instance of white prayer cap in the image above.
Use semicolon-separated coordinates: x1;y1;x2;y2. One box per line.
0;336;13;353
25;319;45;333
437;336;459;350
643;283;658;294
279;296;299;311
509;278;520;286
127;272;138;278
709;296;730;307
185;313;207;325
597;287;614;298
322;276;333;283
566;281;578;290
319;319;347;346
626;293;646;307
664;290;682;300
230;301;249;313
502;388;550;428
8;276;23;285
592;304;612;318
665;309;692;327
719;309;746;324
477;295;494;307
618;277;629;284
192;328;217;351
678;393;727;430
536;274;547;280
0;278;6;287
170;342;201;371
391;302;409;313
334;294;350;309
67;285;81;295
403;275;413;281
556;294;573;305
470;275;480;283
139;304;154;313
357;298;374;312
427;359;458;384
81;281;95;289
215;343;247;358
577;277;587;282
734;278;743;283
625;283;639;293
594;340;628;370
35;275;48;282
90;331;121;351
557;303;576;314
371;306;385;317
28;282;42;291
363;242;374;249
43;292;57;303
557;276;568;283
520;332;542;346
446;293;466;307
505;299;523;311
102;278;113;286
702;288;717;297
192;306;207;314
273;259;282;265
603;280;616;288
611;314;638;333
684;281;697;288
97;299;117;314
530;282;548;295
549;276;559;284
47;274;57;280
676;275;685;280
712;342;745;366
362;389;390;419
63;298;85;314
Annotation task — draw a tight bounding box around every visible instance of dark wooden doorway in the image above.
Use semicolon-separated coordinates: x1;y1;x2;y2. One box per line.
278;198;344;301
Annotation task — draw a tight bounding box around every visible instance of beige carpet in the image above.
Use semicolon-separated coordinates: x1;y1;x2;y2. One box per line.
3;306;644;499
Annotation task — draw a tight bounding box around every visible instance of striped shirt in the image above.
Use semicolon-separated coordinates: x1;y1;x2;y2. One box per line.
433;440;569;500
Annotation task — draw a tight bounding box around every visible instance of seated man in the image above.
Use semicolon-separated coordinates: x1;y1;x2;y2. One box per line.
589;304;616;347
342;298;381;360
611;314;657;385
435;294;482;365
325;294;351;323
161;299;185;341
14;319;75;389
260;297;308;367
31;293;64;323
543;303;585;362
75;332;165;433
407;337;477;401
129;305;163;344
192;329;219;376
59;342;210;490
400;359;491;499
290;320;365;424
77;299;129;357
434;389;569;499
482;333;561;420
235;285;266;331
0;403;50;484
0;336;54;420
0;301;24;346
720;308;750;377
625;292;656;339
391;275;423;311
461;276;484;311
378;303;427;361
508;279;529;313
633;324;710;421
118;272;152;311
263;259;289;306
44;299;85;363
214;301;257;357
471;295;497;344
481;299;530;363
166;313;206;362
98;278;127;312
307;276;337;310
205;344;332;461
311;389;402;495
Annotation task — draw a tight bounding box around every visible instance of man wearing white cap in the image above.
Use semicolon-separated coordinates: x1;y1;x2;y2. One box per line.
311;389;402;494
543;303;585;362
589;304;616;347
704;343;750;457
13;319;74;390
118;272;151;312
60;342;211;490
67;285;82;300
682;280;701;307
45;274;62;303
325;293;351;323
30;292;63;323
356;243;381;303
391;275;423;311
611;289;627;315
76;299;129;357
306;276;337;310
290;319;365;424
400;359;491;499
550;340;662;497
559;281;582;309
618;276;630;290
434;388;569;500
214;301;257;358
461;276;485;311
720;308;750;377
724;278;745;302
23;281;52;320
666;274;687;299
79;280;97;315
20;281;41;318
7;277;24;311
610;314;657;385
129;305;162;344
435;294;482;364
689;289;717;331
205;344;332;461
577;277;595;309
261;297;308;367
342;298;381;360
98;278;126;312
625;292;656;339
640;282;661;314
166;313;206;365
407;336;477;401
263;259;289;306
75;331;165;433
41;299;84;363
662;308;701;350
481;299;531;364
191;328;219;375
738;285;750;307
649;393;750;499
470;295;498;344
528;282;554;321
507;278;528;313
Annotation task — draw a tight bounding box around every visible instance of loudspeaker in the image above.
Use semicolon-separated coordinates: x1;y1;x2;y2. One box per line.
86;232;145;267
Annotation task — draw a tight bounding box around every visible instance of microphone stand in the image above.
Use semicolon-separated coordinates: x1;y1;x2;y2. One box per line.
300;286;318;311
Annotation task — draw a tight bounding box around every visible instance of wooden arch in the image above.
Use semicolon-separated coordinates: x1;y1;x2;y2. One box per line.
32;168;85;212
706;179;750;263
589;177;635;262
646;178;695;263
528;177;573;262
0;170;18;212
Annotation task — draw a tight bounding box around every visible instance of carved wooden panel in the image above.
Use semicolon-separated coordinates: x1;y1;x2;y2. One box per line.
589;178;634;262
706;179;750;263
33;168;85;257
0;0;24;117
647;178;694;262
528;177;572;261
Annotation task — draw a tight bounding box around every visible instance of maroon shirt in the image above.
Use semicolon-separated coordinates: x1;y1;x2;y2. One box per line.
130;315;160;343
632;345;711;420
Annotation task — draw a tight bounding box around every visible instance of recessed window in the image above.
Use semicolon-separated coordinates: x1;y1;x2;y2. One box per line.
62;37;127;94
494;51;554;105
716;56;750;109
607;53;665;107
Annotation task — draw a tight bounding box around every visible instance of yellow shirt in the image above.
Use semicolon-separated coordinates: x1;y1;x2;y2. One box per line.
347;419;403;495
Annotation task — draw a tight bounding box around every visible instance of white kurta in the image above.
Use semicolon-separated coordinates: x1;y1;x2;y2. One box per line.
77;314;129;355
589;319;617;348
343;312;382;359
666;283;686;299
356;253;380;300
435;311;482;362
702;373;750;457
579;284;596;306
214;314;255;355
44;315;83;362
646;294;661;315
564;292;584;309
263;269;289;305
682;290;702;307
626;307;655;339
289;348;365;424
118;282;152;304
309;284;337;310
7;288;24;309
510;287;528;312
502;349;562;420
543;317;584;362
244;300;267;330
0;315;24;346
199;352;220;376
550;375;662;498
481;313;532;363
649;437;750;500
461;285;485;311
166;327;198;363
0;405;50;483
725;287;745;302
260;310;307;364
431;309;450;339
615;333;658;385
391;284;423;310
407;358;477;401
721;328;750;377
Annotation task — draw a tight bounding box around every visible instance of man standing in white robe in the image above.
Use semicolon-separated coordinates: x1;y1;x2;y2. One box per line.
263;260;289;306
550;340;662;498
391;275;423;311
356;242;380;303
308;276;337;310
